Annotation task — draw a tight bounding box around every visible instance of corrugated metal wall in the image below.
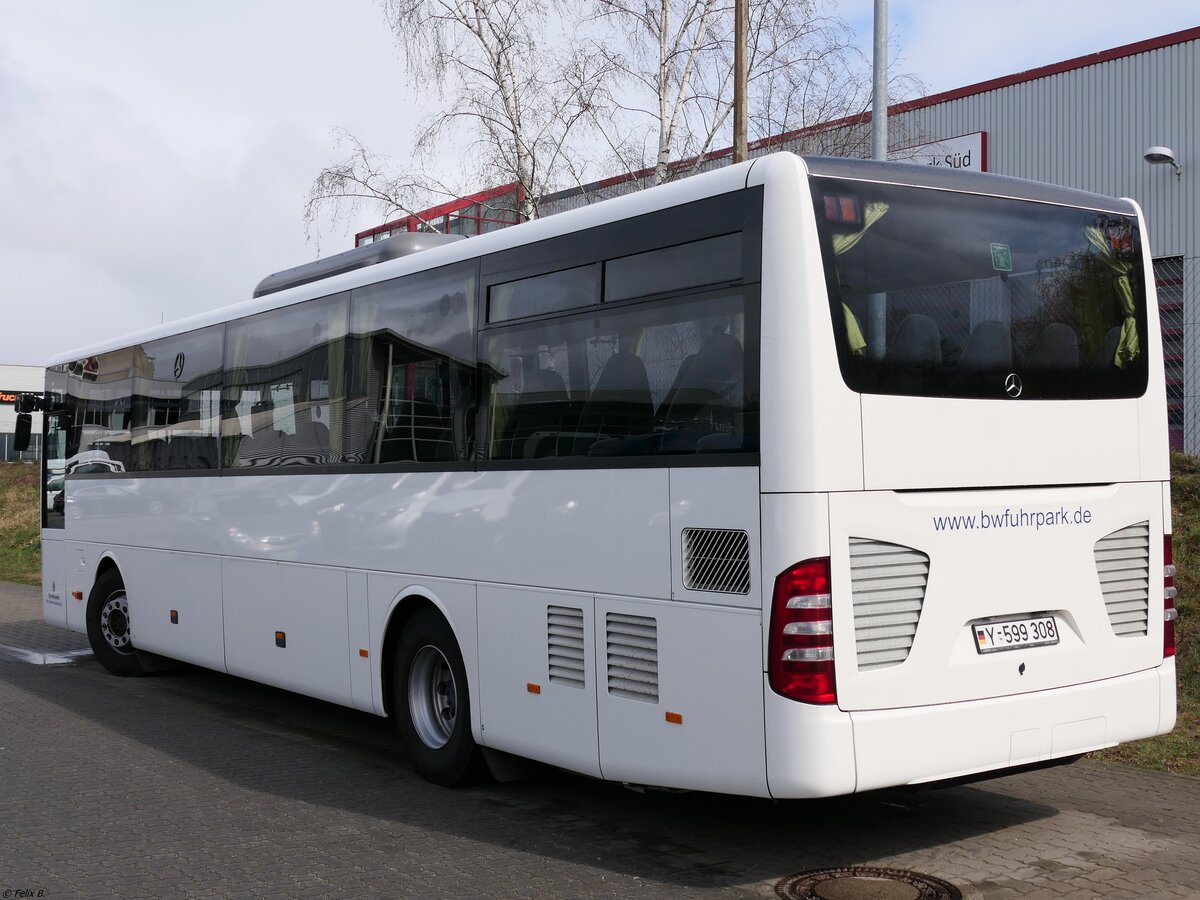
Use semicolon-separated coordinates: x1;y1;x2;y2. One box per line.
891;37;1197;259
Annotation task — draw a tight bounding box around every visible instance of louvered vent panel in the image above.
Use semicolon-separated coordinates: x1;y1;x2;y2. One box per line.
682;528;750;594
849;538;930;670
1094;521;1150;637
605;613;659;702
547;605;586;689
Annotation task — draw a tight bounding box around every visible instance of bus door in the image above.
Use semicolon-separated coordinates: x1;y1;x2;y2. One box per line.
41;402;71;628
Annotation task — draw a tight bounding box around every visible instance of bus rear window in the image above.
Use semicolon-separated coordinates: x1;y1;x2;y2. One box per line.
811;178;1148;400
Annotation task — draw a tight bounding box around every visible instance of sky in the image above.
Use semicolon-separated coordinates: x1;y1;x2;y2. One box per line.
1;1;1196;367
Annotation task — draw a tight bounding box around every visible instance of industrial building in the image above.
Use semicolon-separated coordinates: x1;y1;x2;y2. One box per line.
359;26;1200;451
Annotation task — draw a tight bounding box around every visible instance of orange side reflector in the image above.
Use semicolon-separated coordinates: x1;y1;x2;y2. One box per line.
170;610;179;624
665;711;683;725
526;683;542;694
71;591;83;600
359;648;369;658
275;631;286;648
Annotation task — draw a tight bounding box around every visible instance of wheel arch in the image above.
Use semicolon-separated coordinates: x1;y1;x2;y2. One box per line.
94;552;122;585
380;587;474;727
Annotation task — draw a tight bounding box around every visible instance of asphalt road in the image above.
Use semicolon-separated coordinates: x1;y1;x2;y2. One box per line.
1;580;1198;899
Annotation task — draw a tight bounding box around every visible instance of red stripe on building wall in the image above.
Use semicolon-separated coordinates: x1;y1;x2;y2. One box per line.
892;26;1200;114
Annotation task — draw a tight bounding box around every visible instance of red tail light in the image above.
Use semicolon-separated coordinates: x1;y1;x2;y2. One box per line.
1164;535;1177;658
768;558;836;704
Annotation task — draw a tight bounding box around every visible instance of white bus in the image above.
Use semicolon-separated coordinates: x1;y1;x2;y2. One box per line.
27;152;1176;797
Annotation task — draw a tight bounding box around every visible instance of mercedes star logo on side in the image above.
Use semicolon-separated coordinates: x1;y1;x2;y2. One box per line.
1004;373;1023;398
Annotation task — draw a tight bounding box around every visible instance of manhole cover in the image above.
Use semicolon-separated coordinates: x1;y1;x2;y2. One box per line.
776;866;962;900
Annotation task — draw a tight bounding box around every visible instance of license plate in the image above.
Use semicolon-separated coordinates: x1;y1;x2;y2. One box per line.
972;615;1059;654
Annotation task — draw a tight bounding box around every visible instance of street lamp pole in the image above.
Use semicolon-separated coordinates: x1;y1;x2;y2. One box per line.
867;0;889;357
872;0;888;160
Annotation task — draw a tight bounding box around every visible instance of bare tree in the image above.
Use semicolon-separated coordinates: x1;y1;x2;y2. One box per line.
590;0;925;185
303;128;455;246
307;0;609;240
307;0;926;243
588;0;723;184
391;0;614;219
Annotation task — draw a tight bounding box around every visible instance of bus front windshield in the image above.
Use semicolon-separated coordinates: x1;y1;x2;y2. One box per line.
811;177;1148;401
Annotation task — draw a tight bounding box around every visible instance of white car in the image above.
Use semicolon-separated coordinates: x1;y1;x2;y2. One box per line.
64;450;125;475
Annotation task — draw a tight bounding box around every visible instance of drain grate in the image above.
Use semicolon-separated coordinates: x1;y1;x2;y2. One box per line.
776;866;962;900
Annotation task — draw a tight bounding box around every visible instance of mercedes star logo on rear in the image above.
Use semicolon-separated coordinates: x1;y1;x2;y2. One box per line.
1004;373;1023;398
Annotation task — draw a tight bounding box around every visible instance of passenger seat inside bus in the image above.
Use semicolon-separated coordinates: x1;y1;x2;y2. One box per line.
591;330;746;456
661;330;744;426
959;320;1013;370
1030;322;1081;369
573;352;654;453
1093;325;1122;368
883;313;941;391
495;368;580;459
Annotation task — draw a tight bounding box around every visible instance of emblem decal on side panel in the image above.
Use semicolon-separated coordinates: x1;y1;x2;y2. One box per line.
1004;373;1023;398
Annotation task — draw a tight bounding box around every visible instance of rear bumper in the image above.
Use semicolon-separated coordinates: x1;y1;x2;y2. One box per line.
764;659;1176;799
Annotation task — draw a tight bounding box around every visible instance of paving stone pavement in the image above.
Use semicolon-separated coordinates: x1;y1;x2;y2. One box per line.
1;579;1199;898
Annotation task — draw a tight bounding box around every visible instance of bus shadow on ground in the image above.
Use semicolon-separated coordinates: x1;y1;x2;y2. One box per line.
13;653;1059;891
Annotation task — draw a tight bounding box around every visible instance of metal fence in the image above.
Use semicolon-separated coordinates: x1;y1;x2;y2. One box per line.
0;431;41;463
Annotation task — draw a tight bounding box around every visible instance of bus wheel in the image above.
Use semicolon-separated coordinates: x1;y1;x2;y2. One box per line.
86;569;146;677
393;607;479;786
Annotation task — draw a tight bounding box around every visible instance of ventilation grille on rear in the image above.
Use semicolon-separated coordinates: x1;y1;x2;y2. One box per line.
849;538;930;670
682;528;751;594
605;613;659;702
1094;521;1150;637
547;605;586;689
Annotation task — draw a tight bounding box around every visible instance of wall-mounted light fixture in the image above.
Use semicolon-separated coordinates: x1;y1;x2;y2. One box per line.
1144;146;1182;177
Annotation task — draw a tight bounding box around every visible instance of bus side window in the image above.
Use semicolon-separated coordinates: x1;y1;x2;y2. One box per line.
481;288;755;460
223;295;349;468
348;263;477;466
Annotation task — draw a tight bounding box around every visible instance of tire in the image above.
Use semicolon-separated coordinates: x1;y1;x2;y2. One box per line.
85;568;146;677
392;607;480;786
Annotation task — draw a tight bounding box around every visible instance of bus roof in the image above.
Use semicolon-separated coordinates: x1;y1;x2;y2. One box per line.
803;155;1138;216
48;152;1139;367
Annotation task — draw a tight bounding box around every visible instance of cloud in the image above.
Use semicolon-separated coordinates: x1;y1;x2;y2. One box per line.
0;2;427;366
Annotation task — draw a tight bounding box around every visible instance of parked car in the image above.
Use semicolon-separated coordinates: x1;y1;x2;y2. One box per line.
65;450;125;475
45;473;64;512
